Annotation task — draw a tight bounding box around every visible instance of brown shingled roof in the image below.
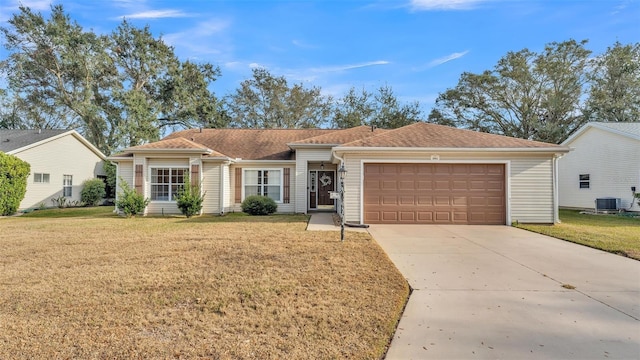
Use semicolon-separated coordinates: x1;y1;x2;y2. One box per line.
127;137;215;152
290;125;390;145
340;122;567;149
164;128;335;160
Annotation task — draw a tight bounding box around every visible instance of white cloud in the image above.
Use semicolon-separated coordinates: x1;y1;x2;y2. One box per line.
292;39;318;49
118;9;190;19
412;51;469;71
310;60;390;73
410;0;487;11
427;50;469;67
162;19;232;56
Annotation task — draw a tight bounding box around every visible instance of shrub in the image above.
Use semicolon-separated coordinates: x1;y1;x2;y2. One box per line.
103;162;116;198
175;175;205;218
115;178;149;218
51;195;68;208
241;195;277;216
81;178;106;206
0;153;30;216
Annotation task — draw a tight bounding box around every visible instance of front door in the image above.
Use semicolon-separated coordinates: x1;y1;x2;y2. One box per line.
309;170;335;209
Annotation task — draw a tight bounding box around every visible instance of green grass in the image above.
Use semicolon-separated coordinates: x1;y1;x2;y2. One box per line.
18;205;116;218
516;209;640;260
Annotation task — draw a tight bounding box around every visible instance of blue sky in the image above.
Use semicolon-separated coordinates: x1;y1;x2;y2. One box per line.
1;0;639;115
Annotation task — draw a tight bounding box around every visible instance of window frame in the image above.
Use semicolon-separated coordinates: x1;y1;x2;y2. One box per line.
34;173;50;184
63;175;73;197
243;168;283;203
149;167;188;202
579;174;590;189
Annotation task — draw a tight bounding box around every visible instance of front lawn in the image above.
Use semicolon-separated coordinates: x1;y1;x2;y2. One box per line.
516;209;640;260
0;209;409;359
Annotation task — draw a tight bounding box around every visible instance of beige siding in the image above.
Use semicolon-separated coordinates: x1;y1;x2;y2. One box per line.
559;128;640;210
202;162;221;214
145;158;190;215
14;133;104;209
294;148;333;213
230;162;297;213
117;161;134;190
222;164;231;213
510;158;554;223
340;151;556;224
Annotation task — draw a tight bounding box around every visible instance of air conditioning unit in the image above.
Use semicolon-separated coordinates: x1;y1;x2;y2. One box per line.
595;197;621;213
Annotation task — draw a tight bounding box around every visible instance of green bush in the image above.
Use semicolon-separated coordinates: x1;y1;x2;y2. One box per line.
241;195;277;216
175;176;205;218
0;153;30;216
81;178;106;206
115;178;149;218
103;162;116;198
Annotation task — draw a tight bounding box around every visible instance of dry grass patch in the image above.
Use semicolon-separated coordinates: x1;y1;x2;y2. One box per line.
0;210;409;359
516;209;640;260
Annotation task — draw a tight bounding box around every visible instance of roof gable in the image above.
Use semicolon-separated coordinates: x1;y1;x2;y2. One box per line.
289;125;390;146
562;122;640;145
163;128;335;160
339;122;566;149
0;129;68;153
0;129;106;159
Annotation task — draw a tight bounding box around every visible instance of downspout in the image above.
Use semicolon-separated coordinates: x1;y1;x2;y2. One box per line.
553;154;562;224
111;160;119;213
332;150;345;219
219;162;225;215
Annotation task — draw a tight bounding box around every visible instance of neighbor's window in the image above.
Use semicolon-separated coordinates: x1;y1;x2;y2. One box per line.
244;169;282;202
34;173;50;183
150;167;187;201
63;175;73;197
579;174;590;189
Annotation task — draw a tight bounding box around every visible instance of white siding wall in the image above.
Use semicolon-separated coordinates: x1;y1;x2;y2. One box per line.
341;151;556;224
14;134;104;209
230;162;297;213
294;148;333;213
145;158;190;215
222;164;231;213
510;158;554;223
202;162;221;214
559;128;640;210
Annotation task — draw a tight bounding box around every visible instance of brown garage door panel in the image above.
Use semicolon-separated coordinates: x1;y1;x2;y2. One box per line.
363;163;506;225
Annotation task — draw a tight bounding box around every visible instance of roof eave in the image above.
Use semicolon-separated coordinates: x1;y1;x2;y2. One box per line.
332;146;570;153
287;143;339;149
127;148;213;154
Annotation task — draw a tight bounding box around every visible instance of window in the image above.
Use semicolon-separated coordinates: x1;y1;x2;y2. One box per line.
579;174;590;189
34;173;50;183
150;167;187;201
63;175;73;197
244;169;282;202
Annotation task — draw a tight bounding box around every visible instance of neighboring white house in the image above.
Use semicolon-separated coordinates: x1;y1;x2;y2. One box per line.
109;123;570;224
0;129;107;209
559;122;640;211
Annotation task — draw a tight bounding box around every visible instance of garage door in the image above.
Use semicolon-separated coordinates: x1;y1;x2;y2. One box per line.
363;163;506;224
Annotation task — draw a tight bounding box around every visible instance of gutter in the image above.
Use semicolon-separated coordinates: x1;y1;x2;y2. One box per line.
332;146;570;154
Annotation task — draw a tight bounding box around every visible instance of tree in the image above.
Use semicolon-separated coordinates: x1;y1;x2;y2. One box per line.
1;5;117;152
226;68;332;128
429;39;591;143
175;175;205;218
1;5;222;154
0;152;30;215
332;87;375;129
332;85;423;129
584;42;640;123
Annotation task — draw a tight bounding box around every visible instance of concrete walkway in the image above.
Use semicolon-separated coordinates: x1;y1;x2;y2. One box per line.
306;212;367;232
369;225;640;359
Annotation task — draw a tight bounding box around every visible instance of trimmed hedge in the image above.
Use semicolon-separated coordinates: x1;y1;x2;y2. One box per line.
115;178;149;217
175;176;205;218
0;152;30;216
241;195;278;216
81;178;106;206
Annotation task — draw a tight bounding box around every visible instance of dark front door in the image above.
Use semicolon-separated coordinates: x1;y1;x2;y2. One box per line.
317;171;335;206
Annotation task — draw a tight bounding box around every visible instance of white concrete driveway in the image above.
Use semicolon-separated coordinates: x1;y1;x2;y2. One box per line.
369;225;640;359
